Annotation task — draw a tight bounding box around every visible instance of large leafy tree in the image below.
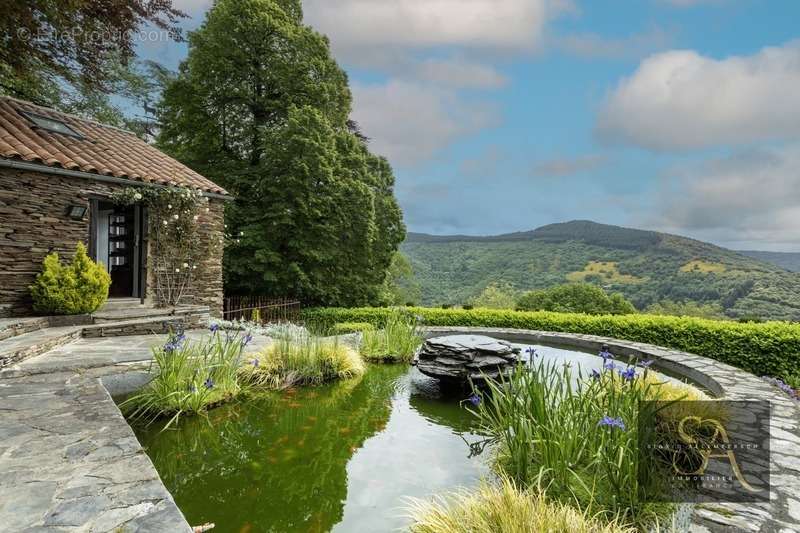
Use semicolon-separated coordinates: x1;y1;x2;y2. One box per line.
0;1;183;126
158;0;405;306
0;0;184;107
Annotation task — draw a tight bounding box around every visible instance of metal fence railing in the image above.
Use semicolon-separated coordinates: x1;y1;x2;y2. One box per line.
223;296;301;324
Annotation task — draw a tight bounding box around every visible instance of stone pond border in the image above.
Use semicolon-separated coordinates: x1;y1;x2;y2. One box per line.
423;326;800;533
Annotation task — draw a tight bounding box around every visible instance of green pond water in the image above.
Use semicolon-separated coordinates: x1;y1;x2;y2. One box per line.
131;364;490;533
131;342;694;533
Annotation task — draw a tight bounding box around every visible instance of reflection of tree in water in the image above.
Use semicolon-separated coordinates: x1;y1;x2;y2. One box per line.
133;364;407;533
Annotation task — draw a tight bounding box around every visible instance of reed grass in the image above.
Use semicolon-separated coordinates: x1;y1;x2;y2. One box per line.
471;359;681;529
359;308;423;363
407;476;635;533
120;327;251;429
241;336;365;389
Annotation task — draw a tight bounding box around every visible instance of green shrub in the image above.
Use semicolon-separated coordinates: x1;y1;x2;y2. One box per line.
332;322;375;335
516;283;636;315
359;308;423;363
29;242;111;315
121;327;250;428
302;307;800;383
407;476;634;533
242;336;364;389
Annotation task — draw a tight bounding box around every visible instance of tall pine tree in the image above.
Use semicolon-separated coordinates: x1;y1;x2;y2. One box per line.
157;0;404;306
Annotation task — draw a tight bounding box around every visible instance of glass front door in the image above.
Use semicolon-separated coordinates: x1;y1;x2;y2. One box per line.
92;200;144;298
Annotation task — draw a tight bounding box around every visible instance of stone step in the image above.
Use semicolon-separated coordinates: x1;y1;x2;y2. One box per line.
0;317;49;341
92;305;211;324
82;315;187;338
97;298;150;313
83;307;210;338
92;307;181;323
0;326;82;368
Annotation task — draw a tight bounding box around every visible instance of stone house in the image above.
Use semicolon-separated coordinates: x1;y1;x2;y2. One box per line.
0;96;229;318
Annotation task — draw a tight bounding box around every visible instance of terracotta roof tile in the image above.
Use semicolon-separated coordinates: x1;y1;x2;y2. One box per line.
0;96;229;196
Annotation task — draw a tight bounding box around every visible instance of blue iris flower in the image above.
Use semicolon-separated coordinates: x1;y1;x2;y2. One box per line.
598;416;626;430
468;394;481;406
599;349;614;361
251;358;259;367
209;323;220;334
604;360;616;371
242;333;254;346
204;377;215;390
525;346;538;358
638;359;654;368
619;366;636;381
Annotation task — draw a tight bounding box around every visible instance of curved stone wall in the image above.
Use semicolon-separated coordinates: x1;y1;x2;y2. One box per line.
423;326;800;532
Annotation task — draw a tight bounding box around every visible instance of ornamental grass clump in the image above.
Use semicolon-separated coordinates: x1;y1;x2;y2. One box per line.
407;476;634;533
471;356;677;529
242;336;365;389
359;308;423;363
121;326;252;428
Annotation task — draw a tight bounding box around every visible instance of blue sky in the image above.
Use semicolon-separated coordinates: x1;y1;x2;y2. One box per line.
139;0;800;251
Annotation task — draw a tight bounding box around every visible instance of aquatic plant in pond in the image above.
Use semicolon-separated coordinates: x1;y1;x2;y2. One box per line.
407;476;635;533
469;356;681;528
120;326;251;428
359;307;423;362
242;335;365;389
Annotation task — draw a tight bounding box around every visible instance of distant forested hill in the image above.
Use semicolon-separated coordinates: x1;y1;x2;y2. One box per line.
402;221;800;321
738;251;800;272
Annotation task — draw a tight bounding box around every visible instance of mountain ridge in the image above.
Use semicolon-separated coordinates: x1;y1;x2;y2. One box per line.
401;221;800;321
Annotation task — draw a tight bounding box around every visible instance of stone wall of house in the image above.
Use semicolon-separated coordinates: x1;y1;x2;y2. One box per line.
0;168;225;318
160;198;225;317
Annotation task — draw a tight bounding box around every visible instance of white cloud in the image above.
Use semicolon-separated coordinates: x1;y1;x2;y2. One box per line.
303;0;559;52
351;81;499;166
596;41;800;150
648;144;800;249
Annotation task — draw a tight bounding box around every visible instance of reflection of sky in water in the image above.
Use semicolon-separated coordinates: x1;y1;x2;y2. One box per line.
513;342;695;388
335;343;694;532
335;369;490;532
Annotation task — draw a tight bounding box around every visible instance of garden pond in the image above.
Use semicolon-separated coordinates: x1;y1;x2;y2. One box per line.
126;341;700;532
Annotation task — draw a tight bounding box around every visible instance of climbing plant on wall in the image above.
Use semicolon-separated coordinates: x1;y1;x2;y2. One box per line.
112;186;209;307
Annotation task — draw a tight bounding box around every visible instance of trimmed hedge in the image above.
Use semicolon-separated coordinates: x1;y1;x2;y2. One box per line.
302;307;800;382
331;322;375;335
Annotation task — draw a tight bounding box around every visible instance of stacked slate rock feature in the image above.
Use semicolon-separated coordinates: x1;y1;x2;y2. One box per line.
414;334;522;386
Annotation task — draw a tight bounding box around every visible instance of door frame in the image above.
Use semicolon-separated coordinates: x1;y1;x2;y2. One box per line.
88;197;147;300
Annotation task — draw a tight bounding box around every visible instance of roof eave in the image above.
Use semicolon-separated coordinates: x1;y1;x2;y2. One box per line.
0;158;232;201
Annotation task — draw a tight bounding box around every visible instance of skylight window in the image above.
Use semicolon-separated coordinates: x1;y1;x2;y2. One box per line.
21;111;84;138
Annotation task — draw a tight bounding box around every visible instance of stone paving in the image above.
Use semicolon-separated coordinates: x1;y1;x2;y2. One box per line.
0;330;270;533
425;327;800;533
